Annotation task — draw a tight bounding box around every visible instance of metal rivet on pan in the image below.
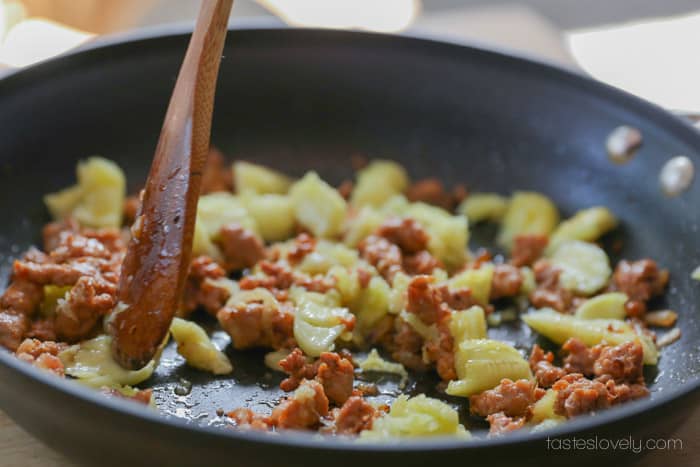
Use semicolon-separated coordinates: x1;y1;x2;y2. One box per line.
606;125;643;164
660;155;695;196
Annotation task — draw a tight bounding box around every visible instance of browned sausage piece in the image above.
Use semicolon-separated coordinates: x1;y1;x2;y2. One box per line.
376;218;429;254
279;348;316;392
529;345;566;388
487;412;526;435
593;340;645;384
529;260;573;312
279;349;355;406
403;251;443;276
358;235;403;282
0;278;45;350
553;374;611;417
386;318;428;372
181;255;229;316
470;378;545;417
0;312;30;351
55;276;117;343
216;223;266;272
490;264;523;300
562;337;603;376
287;233;316;264
217;301;295;350
269;380;329;430
15;338;67;376
406;178;465;211
612;259;669;317
406;275;448;325
327;396;377;435
226;408;271;431
511;234;548;267
316;352;355;406
613;259;669;302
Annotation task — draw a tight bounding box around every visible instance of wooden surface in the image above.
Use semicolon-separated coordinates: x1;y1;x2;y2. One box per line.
21;0;159;34
1;404;698;466
0;411;74;466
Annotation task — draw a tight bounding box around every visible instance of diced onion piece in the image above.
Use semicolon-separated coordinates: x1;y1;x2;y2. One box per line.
241;193;295;242
448;306;487;344
226;287;279;309
388;272;411;314
296;240;358;275
691;266;700;281
170;318;233;375
196;192;258;241
343;206;384;247
448;264;493;306
361;394;470;439
352;275;392;331
44;185;83;220
447;339;532;397
293;319;345;357
575;292;628;320
290;172;347;238
191;217;223;261
548;207;618;253
549;240;611;296
40;285;71;318
498;191;559;249
328;266;362;305
350;160;409;208
234;161;292;194
292;290;352;356
457;193;508;223
359;348;408;381
44;157;126;228
530;389;564;424
399;311;438;341
58;335;156;388
519;266;536;295
72;157;126;228
644;310;678;328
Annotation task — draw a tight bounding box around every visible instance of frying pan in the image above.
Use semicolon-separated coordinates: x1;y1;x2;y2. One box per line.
0;25;698;467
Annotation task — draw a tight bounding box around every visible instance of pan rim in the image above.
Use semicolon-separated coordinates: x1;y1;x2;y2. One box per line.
1;347;698;451
0;23;698;452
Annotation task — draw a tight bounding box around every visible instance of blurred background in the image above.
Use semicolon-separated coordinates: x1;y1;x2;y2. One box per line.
0;0;699;111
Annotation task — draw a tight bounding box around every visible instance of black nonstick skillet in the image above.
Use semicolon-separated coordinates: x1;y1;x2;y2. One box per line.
0;25;698;467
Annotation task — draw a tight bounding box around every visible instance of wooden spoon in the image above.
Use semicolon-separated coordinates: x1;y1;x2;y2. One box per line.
109;0;234;369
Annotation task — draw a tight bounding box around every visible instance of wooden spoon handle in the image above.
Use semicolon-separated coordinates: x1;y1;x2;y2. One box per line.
110;0;233;369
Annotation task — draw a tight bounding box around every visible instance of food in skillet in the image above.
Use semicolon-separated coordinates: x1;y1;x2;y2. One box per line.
0;150;680;437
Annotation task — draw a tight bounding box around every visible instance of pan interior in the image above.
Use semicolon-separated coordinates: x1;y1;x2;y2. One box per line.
0;28;698;438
